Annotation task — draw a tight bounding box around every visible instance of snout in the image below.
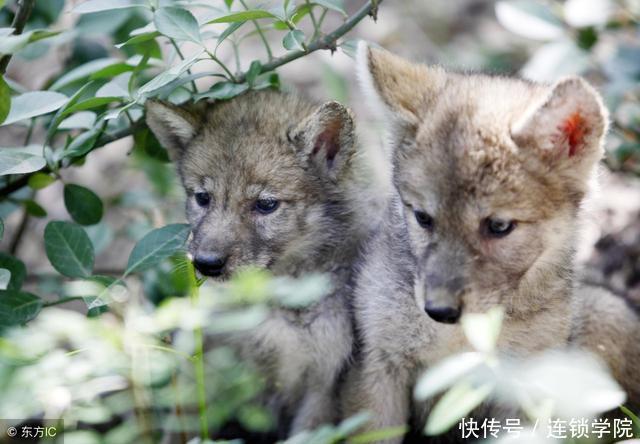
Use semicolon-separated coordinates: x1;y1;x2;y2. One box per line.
424;301;461;324
193;253;228;277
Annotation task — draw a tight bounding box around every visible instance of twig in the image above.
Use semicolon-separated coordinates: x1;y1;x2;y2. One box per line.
0;0;381;198
9;208;29;254
43;296;85;307
0;0;37;74
170;39;198;93
238;0;273;60
235;0;381;83
204;48;237;82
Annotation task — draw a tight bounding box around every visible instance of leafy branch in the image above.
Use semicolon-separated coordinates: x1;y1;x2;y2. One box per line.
0;0;381;199
0;0;37;74
236;0;380;83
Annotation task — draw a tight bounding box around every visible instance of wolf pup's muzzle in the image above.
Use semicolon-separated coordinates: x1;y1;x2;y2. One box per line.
193;252;228;277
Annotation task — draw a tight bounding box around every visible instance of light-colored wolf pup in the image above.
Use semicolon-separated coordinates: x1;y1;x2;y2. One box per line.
345;44;640;441
145;90;380;436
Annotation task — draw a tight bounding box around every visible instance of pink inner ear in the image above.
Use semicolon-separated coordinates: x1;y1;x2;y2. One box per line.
312;119;342;163
559;112;586;157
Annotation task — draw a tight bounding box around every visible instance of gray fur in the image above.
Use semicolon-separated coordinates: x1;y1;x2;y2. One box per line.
146;90;383;436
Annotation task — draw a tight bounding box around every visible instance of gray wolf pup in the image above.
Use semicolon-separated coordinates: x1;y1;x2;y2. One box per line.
344;44;640;441
146;90;382;435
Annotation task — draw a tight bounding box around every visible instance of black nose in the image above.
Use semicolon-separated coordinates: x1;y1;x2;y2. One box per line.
193;253;228;277
425;303;461;324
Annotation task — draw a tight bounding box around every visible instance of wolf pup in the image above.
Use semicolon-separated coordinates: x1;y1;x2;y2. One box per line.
146;90;380;435
345;44;640;441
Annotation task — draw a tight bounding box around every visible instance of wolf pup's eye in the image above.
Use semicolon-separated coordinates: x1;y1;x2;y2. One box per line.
485;218;516;238
194;192;210;207
255;198;279;214
414;210;434;230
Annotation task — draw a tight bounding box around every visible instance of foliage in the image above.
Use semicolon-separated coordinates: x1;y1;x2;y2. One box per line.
494;0;640;174
0;0;380;441
415;307;636;442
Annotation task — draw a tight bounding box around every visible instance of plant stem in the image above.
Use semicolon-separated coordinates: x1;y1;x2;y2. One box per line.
191;283;209;440
9;208;29;254
43;296;85;307
238;0;273;60
170;39;198;93
24;118;35;145
204;49;237;82
0;0;381;198
0;0;37;74
235;0;381;83
306;1;321;42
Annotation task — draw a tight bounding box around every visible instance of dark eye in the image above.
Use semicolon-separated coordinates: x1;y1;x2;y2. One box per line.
255;198;279;214
194;192;210;207
414;210;434;230
485;218;516;238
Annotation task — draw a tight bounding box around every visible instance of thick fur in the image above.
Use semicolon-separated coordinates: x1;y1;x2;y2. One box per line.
146;91;383;436
345;44;640;442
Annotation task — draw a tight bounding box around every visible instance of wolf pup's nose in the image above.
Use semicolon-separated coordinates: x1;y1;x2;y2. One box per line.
193;253;228;277
424;303;461;324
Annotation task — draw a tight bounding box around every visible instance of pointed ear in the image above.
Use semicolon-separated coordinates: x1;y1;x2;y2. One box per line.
145;100;203;161
512;77;608;181
288;101;355;181
357;41;446;126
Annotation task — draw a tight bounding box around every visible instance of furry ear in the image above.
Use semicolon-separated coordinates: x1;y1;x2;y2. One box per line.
289;101;355;181
512;77;608;179
145;100;202;161
357;41;446;126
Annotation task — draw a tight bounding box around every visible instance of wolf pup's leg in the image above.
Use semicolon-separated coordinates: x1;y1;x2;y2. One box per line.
344;361;411;444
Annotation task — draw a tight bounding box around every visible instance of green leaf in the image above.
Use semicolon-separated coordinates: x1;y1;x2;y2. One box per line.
116;31;161;49
194;81;249;101
73;0;146;14
0;76;10;124
283;29;305;51
137;50;203;97
44;221;94;278
252;72;280;91
0;30;61;55
620;405;640;435
0;253;26;291
58;111;97;130
207;10;277;24
125;224;190;276
414;353;485;401
62;127;102;159
246;60;262;86
424;380;494;436
64;184;103;226
154;7;202;44
49;58;121;91
349;426;409;444
24;200;47;218
314;0;346;15
216;21;244;49
27;172;56;190
0;269;10;291
63;96;121;114
460;306;504;353
0;290;42;327
495;0;564;41
1;91;67;126
0;146;46;176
